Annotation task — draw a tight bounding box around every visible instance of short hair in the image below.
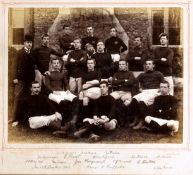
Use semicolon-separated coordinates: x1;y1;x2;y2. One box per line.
160;80;170;87
87;58;96;64
145;59;155;65
134;35;142;40
119;58;127;63
97;40;104;45
74;38;81;43
100;80;109;87
87;26;93;29
110;27;117;32
41;33;49;39
51;57;60;63
159;33;168;39
30;81;40;88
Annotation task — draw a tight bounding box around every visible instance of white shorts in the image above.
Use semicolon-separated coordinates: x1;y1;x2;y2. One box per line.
49;91;76;104
145;116;179;132
133;89;160;106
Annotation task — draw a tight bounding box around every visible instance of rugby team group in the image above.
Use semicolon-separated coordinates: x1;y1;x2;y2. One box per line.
9;25;180;142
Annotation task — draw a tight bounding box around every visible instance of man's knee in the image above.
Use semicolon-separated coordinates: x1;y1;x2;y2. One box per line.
103;119;117;131
145;116;152;124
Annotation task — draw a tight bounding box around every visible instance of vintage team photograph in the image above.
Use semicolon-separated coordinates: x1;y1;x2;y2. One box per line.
7;7;183;144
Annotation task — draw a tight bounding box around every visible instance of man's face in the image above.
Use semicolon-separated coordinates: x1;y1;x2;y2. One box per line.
87;27;94;36
160;83;169;95
24;41;32;50
119;61;127;71
52;59;61;70
110;28;117;37
31;83;41;95
134;37;142;47
42;36;49;46
63;27;72;35
160;36;168;46
145;60;154;71
100;83;108;96
74;39;81;49
87;60;95;71
97;42;105;52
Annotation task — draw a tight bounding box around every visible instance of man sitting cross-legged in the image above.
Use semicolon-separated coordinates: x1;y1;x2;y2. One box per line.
74;81;117;142
144;80;179;136
11;81;62;130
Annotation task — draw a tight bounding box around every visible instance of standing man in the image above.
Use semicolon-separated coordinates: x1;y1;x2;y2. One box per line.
59;24;74;55
153;33;174;95
92;41;114;82
82;26;99;50
11;34;35;125
67;38;87;94
105;27;127;73
34;34;64;85
126;36;148;78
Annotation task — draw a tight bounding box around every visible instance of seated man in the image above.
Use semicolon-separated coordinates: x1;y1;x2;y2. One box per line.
74;81;117;142
11;81;62;130
45;57;76;104
132;59;164;129
81;58;101;105
111;59;137;100
144;80;179;136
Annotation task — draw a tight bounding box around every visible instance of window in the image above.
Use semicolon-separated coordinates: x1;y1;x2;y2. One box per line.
9;8;24;45
151;8;182;46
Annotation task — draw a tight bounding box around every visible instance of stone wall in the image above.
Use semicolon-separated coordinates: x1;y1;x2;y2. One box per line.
33;8;59;48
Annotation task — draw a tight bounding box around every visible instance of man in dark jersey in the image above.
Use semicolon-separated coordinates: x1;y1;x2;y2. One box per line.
105;27;127;73
34;34;64;85
126;36;149;78
153;33;174;95
11;81;62;130
144;80;179;136
92;41;114;82
81;26;98;50
74;81;117;142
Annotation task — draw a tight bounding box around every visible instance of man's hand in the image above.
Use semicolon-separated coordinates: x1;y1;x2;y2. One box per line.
12;121;19;127
13;79;18;84
70;58;76;63
161;58;167;61
44;71;50;76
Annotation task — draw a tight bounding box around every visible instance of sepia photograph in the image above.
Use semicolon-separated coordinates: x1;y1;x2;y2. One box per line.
1;0;193;174
7;7;183;144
